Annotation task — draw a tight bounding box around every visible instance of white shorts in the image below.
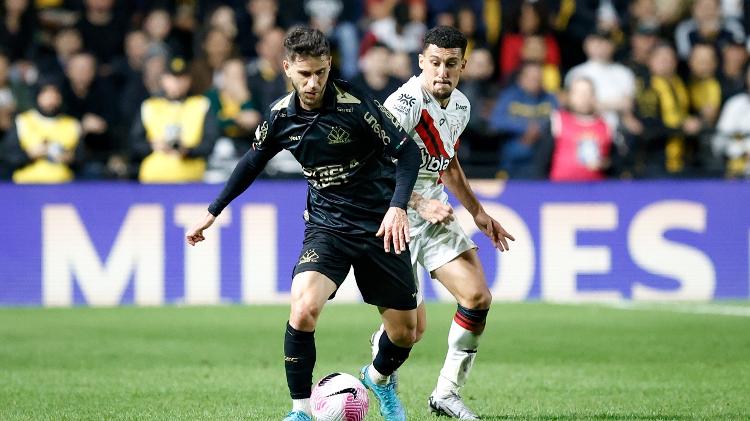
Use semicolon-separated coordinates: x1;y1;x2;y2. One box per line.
409;218;477;304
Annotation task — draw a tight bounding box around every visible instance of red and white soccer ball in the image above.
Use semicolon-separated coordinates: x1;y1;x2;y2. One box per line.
310;372;369;421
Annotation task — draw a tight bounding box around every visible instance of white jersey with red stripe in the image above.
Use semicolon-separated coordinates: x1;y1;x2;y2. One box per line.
384;75;471;236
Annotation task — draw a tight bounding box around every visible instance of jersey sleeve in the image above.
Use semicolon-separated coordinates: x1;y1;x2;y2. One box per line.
207;111;281;216
383;85;422;134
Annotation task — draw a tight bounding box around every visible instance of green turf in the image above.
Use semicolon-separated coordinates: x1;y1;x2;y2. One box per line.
1;303;748;420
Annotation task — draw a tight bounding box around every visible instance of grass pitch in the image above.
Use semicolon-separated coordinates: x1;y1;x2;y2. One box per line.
1;303;748;420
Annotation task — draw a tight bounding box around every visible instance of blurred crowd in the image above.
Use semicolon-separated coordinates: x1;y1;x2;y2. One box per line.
2;0;750;183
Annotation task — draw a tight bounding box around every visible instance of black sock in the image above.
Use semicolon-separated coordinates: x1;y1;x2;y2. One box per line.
284;321;315;399
373;330;412;376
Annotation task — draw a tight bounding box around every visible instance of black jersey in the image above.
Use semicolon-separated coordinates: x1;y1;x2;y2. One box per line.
208;79;420;235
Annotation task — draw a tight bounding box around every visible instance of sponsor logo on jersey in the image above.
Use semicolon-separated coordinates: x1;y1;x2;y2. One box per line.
303;159;361;188
298;249;319;264
455;102;468;111
397;93;416;107
336;107;353;112
289;134;302;141
253;120;269;149
364;100;403;145
419;147;451;172
327;126;351;144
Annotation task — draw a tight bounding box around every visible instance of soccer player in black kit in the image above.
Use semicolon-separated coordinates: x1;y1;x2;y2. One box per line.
186;27;420;421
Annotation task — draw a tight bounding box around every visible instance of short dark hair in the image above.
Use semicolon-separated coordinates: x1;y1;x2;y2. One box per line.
283;26;330;61
423;26;468;57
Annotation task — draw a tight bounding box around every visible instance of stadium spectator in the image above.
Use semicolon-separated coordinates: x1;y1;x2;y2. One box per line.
76;0;127;72
206;4;238;43
389;50;414;82
142;7;180;61
190;27;238;95
712;65;750;178
35;27;83;81
204;58;261;182
457;47;502;175
247;27;290;112
454;3;483;57
687;43;722;129
236;0;282;59
3;78;82;183
62;51;122;179
623;21;661;81
0;50;31;139
518;35;561;93
0;0;37;62
130;57;218;183
538;77;613;181
565;29;636;132
674;0;745;59
305;0;361;79
500;0;560;81
117;38;167;157
363;1;427;54
557;0;629;72
718;35;749;104
490;61;558;179
350;43;401;104
631;43;702;177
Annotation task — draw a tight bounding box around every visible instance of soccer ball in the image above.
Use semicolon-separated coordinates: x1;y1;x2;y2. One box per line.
310;372;369;421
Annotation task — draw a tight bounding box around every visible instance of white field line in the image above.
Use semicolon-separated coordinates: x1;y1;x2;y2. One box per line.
601;302;750;317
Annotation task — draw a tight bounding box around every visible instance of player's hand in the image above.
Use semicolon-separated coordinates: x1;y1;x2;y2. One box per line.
376;207;410;254
186;212;216;246
474;210;515;252
416;198;454;224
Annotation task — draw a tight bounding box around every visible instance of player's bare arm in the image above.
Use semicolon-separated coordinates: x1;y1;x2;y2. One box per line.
441;157;515;251
186;212;216;246
408;191;453;224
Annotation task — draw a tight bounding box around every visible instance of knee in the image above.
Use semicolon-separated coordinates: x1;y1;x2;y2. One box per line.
414;318;427;343
387;324;418;347
461;288;492;310
289;301;322;331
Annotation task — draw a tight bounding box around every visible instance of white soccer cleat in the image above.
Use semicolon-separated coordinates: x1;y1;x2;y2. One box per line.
428;390;480;420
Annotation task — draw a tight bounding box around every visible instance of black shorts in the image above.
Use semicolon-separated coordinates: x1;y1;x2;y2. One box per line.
292;226;418;310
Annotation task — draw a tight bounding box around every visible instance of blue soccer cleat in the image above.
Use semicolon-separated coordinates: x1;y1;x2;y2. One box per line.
359;365;406;421
282;410;311;421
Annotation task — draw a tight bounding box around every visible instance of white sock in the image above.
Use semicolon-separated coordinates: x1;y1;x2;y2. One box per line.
367;364;389;385
434;319;481;397
292;398;311;415
371;324;385;359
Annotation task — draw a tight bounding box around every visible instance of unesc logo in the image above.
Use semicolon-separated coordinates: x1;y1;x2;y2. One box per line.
327;126;351;144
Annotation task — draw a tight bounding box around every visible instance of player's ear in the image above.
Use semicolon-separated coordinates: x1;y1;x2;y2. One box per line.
418;54;425;70
282;59;292;77
461;59;467;71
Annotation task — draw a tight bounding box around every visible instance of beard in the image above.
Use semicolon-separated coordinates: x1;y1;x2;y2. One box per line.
293;80;326;109
432;88;452;100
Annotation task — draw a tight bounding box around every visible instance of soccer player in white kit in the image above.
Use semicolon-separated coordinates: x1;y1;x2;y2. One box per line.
371;26;515;419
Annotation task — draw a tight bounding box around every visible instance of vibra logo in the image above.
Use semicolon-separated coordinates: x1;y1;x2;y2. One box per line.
419;148;451;172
